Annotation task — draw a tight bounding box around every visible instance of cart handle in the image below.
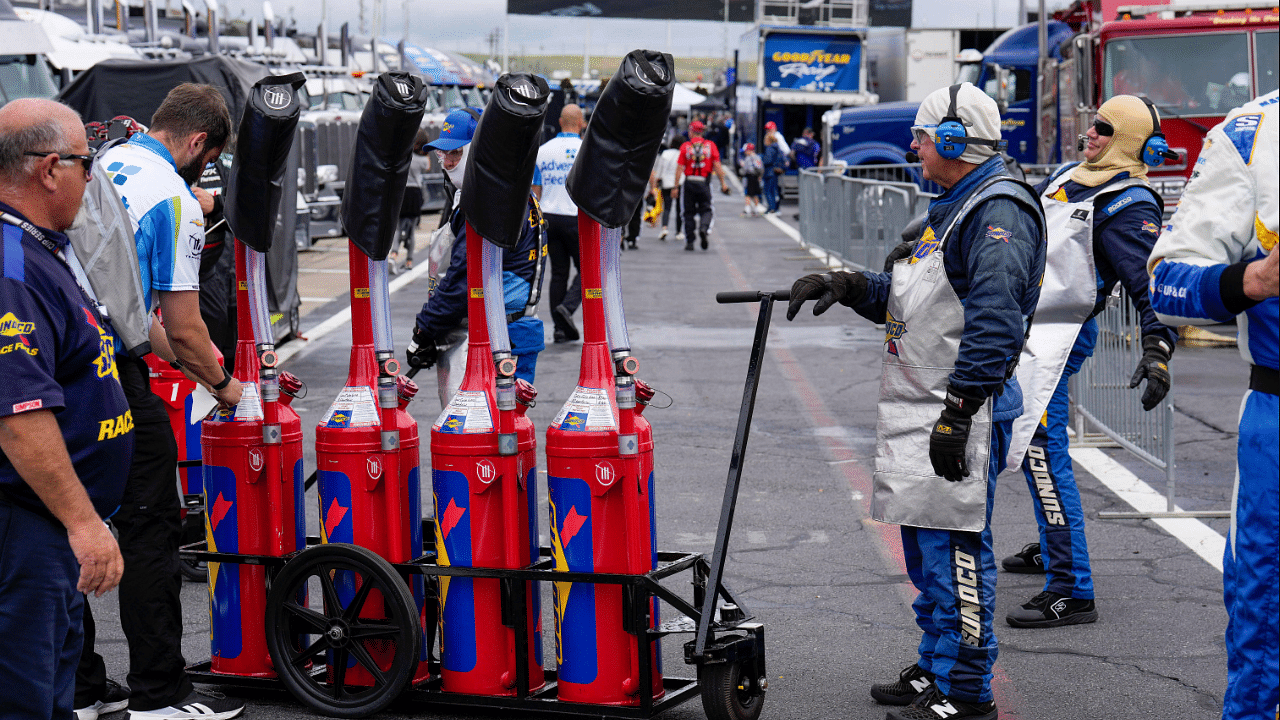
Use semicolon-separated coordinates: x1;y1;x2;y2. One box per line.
715;289;791;304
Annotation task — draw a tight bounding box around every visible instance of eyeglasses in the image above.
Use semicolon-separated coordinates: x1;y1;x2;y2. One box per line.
910;125;937;145
25;151;93;179
1092;119;1115;137
435;147;465;161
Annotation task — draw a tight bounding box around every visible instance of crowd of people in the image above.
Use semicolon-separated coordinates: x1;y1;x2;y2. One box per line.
0;73;1274;720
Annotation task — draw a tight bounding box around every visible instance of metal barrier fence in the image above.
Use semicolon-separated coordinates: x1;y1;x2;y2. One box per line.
797;167;1217;519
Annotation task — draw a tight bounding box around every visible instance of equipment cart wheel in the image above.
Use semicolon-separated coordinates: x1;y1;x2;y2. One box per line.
699;655;766;720
265;543;421;718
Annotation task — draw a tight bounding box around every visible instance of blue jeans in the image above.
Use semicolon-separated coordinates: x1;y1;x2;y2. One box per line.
901;419;1012;704
762;173;780;213
0;502;84;720
1021;318;1098;599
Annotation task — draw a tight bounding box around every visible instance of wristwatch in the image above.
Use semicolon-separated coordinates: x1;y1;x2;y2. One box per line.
212;367;232;391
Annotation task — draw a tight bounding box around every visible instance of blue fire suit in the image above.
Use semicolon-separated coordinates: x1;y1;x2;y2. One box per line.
1025;166;1176;600
852;156;1046;703
414;195;547;384
1148;91;1278;720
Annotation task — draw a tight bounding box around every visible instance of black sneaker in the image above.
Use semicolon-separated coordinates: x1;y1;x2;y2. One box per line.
684;242;695;251
1001;543;1044;573
552;305;579;342
76;678;131;720
128;688;243;719
700;233;709;250
871;663;934;706
1006;590;1097;628
886;686;997;720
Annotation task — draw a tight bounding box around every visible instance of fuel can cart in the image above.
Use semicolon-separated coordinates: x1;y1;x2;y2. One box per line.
180;288;789;720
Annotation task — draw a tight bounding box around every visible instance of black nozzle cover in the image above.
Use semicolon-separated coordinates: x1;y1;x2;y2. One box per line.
460;72;550;250
225;72;306;253
341;72;430;260
567;50;675;228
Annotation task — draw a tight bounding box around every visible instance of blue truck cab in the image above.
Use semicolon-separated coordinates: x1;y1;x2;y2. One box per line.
826;21;1077;167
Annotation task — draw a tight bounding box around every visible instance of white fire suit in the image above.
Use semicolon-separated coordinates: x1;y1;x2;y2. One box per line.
1148;90;1278;720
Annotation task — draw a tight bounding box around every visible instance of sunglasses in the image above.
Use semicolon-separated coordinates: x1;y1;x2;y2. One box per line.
1092;119;1115;137
25;151;93;179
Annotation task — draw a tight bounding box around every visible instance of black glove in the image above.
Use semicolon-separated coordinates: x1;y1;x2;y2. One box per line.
406;328;439;370
1129;335;1172;411
786;271;868;321
929;385;984;482
883;240;919;272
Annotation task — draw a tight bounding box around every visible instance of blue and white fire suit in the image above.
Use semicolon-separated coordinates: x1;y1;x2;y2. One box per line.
1148;90;1278;720
1022;165;1176;600
851;156;1046;703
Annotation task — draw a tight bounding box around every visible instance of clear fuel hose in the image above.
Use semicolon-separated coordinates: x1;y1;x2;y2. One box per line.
367;256;394;353
482;238;512;354
246;248;274;345
601;225;631;353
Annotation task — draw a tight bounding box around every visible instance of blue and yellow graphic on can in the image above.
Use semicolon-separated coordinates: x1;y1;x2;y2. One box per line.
884;311;907;356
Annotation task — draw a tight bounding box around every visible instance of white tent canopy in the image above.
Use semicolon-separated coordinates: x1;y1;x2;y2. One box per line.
670;83;706;113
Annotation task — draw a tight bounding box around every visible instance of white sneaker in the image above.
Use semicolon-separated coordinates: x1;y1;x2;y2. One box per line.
76;679;131;720
659;229;668;240
676;232;686;242
128;689;243;720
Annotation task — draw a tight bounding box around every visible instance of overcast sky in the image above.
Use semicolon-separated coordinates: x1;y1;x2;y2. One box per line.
218;0;1073;58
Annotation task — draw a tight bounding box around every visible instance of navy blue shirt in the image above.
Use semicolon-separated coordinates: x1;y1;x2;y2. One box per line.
0;203;132;518
855;156;1046;400
1034;167;1177;348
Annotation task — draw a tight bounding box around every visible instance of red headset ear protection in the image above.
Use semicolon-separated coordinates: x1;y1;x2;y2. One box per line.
934;84;1008;160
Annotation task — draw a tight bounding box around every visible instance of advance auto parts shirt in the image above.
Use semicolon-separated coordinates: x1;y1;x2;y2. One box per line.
535;132;582;217
99;134;205;313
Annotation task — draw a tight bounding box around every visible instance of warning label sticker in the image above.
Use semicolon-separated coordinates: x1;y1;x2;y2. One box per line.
207;382;264;422
322;386;380;428
433;391;494;434
552;386;616;432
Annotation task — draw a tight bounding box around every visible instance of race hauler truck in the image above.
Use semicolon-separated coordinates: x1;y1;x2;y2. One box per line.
824;2;1279;210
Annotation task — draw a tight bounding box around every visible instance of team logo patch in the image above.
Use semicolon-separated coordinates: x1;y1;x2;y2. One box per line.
985;225;1012;243
910;225;938;264
1071;208;1090;221
0;312;34;337
1142;221;1160;234
82;308;118;380
12;399;42;412
105;162;141;186
1223;113;1262;165
884;311;907;356
1051;187;1068;202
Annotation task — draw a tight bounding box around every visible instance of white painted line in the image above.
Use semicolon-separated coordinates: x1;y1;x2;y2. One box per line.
764;212;846;270
762;211;801;242
274;257;433;366
299;297;336;303
1070;447;1226;572
298;268;348;274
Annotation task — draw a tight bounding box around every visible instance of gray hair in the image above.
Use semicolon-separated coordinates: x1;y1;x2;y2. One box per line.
0;117;77;186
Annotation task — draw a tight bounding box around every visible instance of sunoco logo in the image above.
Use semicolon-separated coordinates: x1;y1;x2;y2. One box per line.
595;462;616;487
476;459;497;485
394;80;412;98
263;86;291;110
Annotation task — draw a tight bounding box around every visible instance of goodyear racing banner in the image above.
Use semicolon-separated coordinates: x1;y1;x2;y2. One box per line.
508;0;753;22
763;33;861;92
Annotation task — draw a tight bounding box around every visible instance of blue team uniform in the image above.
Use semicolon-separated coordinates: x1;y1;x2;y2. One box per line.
0;204;133;720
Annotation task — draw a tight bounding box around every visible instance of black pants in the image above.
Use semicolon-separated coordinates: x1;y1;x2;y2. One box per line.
546;212;581;324
681;180;713;242
79;358;190;711
659;186;678;232
624;202;642;247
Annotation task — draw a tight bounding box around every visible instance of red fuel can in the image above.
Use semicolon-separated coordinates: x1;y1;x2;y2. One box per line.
430;228;545;696
314;241;430;686
202;242;306;677
145;345;221;505
545;216;661;706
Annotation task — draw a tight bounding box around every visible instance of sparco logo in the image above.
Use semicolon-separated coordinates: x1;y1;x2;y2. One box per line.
263;86;291;110
595;462;616;487
953;549;983;647
476;459;497;485
394;80;412;98
1025;445;1065;525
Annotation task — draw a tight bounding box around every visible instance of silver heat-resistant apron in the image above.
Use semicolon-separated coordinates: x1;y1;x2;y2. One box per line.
1005;174;1148;468
873;185;1001;533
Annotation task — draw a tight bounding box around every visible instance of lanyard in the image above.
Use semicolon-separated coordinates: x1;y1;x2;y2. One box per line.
0;211;108;320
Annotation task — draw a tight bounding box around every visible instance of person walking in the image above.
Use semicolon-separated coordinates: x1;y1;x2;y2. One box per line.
760;133;785;214
535;104;585;343
672;119;729;251
1148;89;1278;720
0;97;130;720
792;126;822;169
739;142;764;216
649;138;682;240
787;83;1043;720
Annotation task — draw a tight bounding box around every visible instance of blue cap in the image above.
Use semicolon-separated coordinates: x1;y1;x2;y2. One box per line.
427;107;482;151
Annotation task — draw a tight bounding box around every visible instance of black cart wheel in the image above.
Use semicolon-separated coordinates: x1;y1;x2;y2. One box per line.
700;657;765;720
265;543;420;718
